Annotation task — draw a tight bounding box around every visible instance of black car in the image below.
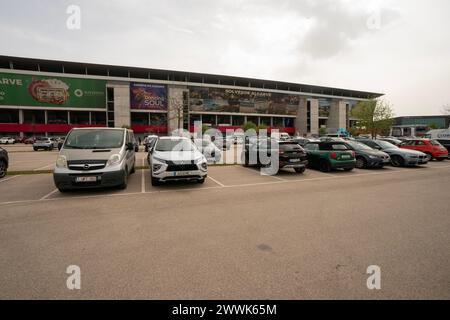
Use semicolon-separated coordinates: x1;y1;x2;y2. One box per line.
0;147;9;178
341;140;391;169
242;137;308;173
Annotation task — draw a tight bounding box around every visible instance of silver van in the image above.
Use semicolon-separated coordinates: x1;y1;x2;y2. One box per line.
53;128;136;192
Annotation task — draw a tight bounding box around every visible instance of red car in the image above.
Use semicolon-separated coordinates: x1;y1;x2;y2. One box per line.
399;138;448;161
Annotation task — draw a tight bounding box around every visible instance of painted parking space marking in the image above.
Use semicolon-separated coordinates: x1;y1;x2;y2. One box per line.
40;188;59;200
1;163;449;207
141;158;146;193
0;175;21;183
208;175;226;187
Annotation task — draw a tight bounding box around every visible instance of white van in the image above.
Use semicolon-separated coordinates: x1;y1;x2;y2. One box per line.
53;128;136;192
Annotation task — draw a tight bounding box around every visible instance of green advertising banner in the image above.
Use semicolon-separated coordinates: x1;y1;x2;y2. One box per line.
0;72;106;108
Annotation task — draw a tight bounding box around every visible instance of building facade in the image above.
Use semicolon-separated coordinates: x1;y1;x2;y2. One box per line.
0;56;383;138
390;115;450;137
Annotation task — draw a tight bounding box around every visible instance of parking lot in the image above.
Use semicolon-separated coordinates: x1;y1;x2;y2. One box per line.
1;149;450;299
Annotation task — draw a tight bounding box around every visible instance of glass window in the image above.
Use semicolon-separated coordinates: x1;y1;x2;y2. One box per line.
65;129;124;149
232;116;244;126
202;114;216;126
23;110;45;124
190;114;201;126
150;113;167;126
284;118;294;127
272;117;283;127
70;111;90;125
131;112;149;125
0;109;19;123
260;117;271;126
414;141;426;146
155;138;194;151
47;110;68;124
91;112;106;125
246;116;258;125
217;115;231;125
304;143;319;151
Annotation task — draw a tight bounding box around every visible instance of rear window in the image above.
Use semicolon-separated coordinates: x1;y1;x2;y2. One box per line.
320;143;349;151
430;140;442;146
304;143;319;151
279;142;302;151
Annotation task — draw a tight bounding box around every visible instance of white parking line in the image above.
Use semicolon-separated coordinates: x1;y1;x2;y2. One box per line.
208;175;226;187
34;163;55;171
0;164;449;207
39;188;59;200
141;158;146;193
0;175;21;183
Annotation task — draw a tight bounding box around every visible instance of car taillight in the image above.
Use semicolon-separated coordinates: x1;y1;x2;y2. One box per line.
331;152;337;159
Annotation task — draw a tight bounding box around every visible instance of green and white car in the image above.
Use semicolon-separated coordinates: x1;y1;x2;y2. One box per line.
304;141;356;172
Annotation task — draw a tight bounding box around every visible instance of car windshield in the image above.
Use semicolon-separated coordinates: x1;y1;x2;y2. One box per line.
64;129;124;149
36;137;49;141
376;140;398;149
346;141;373;151
155;139;194;152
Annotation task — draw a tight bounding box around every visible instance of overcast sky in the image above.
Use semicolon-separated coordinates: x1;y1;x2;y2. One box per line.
1;0;449;116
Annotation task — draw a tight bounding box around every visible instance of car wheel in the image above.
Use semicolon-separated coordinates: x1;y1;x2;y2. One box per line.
33;147;38;151
151;176;160;186
319;159;331;172
294;167;306;174
436;158;445;162
58;187;69;193
391;155;404;167
118;169;128;189
355;157;367;169
198;177;206;184
0;160;7;179
130;161;136;174
343;167;354;171
425;153;433;161
241;152;249;167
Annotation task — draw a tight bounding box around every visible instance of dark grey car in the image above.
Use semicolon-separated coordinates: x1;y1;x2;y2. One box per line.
358;139;428;167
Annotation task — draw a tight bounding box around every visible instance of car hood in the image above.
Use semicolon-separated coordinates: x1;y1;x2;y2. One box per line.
153;150;204;162
384;147;425;156
59;147;122;161
362;149;389;157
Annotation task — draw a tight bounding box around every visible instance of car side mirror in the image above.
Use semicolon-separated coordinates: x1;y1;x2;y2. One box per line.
126;142;134;151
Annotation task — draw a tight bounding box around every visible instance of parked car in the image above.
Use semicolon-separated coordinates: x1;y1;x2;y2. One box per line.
358;139;428;167
0;137;15;144
271;132;291;141
424;129;450;156
144;135;158;152
341;140;390;169
24;137;36;144
33;137;58;151
53;128;136;192
56;137;66;150
14;136;27;143
399;138;448;161
0;146;8;178
194;139;222;163
241;137;308;174
148;136;208;186
303;141;356;172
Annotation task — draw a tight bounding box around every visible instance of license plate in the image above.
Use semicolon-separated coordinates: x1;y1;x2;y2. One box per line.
75;176;98;183
341;155;351;159
290;159;301;163
173;171;191;176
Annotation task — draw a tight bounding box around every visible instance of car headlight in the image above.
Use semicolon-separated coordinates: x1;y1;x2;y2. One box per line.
368;155;378;159
152;163;163;172
152;157;166;164
107;154;121;166
56;155;67;168
200;162;208;171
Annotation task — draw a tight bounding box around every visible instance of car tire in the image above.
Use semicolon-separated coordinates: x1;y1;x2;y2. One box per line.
294;167;306;174
118;170;128;189
343;167;354;171
355;157;367;169
198;177;206;184
130;162;136;174
391;155;404;167
151;176;160;186
242;152;249;167
319;159;331;172
425;153;433;161
436;158;445;162
58;187;69;193
33;147;38;151
0;160;7;179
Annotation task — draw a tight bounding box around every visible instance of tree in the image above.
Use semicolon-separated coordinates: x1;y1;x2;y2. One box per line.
256;124;268;133
168;97;184;130
428;123;439;130
242;121;257;132
319;127;327;136
351;99;395;138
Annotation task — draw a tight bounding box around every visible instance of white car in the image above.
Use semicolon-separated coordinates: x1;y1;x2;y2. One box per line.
194;139;222;163
0;137;15;144
148;136;208;186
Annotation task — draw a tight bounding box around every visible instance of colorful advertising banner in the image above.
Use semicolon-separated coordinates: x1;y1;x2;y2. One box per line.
130;83;167;110
189;86;299;115
0;72;106;108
